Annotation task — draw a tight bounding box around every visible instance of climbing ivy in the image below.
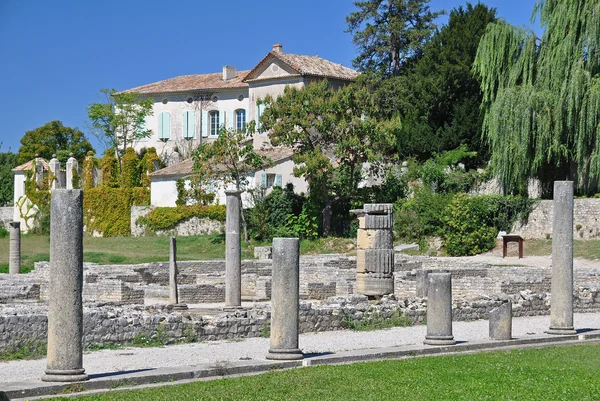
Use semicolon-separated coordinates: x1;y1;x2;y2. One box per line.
138;205;226;231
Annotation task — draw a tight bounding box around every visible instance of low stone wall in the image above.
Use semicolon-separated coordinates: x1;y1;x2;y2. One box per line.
513;198;600;240
2;288;600;353
131;206;223;237
0;206;13;230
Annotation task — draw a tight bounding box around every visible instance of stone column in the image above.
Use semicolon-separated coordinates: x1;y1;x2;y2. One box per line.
547;181;577;335
266;238;303;360
9;221;21;275
42;189;88;382
35;155;44;184
489;301;512;340
225;190;242;308
423;273;456;345
48;155;61;189
169;236;187;310
66;153;78;190
353;204;394;297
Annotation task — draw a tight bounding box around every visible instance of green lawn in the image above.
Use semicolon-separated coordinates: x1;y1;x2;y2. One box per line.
48;344;600;400
0;234;355;272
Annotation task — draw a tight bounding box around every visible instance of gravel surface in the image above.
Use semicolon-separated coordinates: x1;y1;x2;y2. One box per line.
2;312;600;384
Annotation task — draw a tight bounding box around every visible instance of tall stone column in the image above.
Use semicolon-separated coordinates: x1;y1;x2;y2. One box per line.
169;236;187;310
423;273;456;345
66;153;79;190
9;221;21;275
353;204;394;296
225;190;242;307
266;238;303;360
42;189;88;382
547;181;577;335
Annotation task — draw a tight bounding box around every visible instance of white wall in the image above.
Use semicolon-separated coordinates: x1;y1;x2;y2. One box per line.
12;172;37;232
150;177;178;207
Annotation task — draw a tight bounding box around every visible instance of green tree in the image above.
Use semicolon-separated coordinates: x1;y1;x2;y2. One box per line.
473;0;600;196
17;120;94;164
87;88;153;170
261;80;398;236
0;151;19;206
346;0;442;76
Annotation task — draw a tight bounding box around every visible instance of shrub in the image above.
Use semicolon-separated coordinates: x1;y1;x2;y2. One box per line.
84;187;150;237
394;187;454;241
0;227;8;238
138;204;226;231
101;150;119;188
120;147;140;188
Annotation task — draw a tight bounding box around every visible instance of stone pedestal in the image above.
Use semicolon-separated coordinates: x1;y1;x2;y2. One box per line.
424;273;456;346
48;155;61;189
42;189;88;382
169;236;187;311
547;181;577;335
66;154;78;190
225;190;242;308
9;221;20;275
353;204;394;296
266;238;303;360
489;301;512;340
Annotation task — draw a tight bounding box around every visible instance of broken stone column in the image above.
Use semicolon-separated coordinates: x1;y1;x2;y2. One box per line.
416;270;428;298
424;272;456;346
266;237;303;360
353;204;394;297
9;221;20;275
169;236;187;310
42;189;88;382
225;190;242;307
66;153;78;190
547;181;577;335
48;155;61;189
489;301;512;340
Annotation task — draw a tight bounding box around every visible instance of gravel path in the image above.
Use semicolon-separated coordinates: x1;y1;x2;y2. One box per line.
2;312;600;384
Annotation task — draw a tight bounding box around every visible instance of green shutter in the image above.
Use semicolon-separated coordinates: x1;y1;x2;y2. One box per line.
158;113;164;139
183;111;195;139
183;112;188;139
202;110;208;137
275;174;282;187
163;113;170;139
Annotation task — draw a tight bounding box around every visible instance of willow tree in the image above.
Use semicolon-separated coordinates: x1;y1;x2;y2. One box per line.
473;0;600;196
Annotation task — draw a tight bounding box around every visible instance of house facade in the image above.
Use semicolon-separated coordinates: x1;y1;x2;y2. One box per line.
121;44;358;206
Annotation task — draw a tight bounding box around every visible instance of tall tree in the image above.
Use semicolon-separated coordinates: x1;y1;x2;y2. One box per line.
18;120;94;164
0;150;19;206
261;80;398;236
87;88;153;170
346;0;442;76
473;0;600;196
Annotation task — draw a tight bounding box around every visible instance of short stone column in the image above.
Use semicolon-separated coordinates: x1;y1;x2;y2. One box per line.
489;301;512;340
225;190;242;308
9;221;21;275
266;238;303;360
424;273;456;346
547;181;577;335
48;155;61;189
66;153;79;190
42;189;88;382
169;236;187;310
353;204;394;296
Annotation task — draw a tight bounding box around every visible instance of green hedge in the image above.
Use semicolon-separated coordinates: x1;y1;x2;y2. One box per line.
138;205;226;231
84;187;150;237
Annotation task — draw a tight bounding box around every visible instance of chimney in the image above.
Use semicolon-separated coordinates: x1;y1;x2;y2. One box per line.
222;65;236;81
272;43;283;53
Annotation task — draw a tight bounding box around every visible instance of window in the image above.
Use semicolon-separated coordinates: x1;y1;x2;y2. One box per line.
236;109;246;132
158;112;170;140
210;111;220;136
260;173;282;188
183;111;195;139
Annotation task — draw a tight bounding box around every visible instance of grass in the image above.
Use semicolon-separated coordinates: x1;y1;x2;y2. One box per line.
343;310;413;331
0;234;355;272
46;344;600;400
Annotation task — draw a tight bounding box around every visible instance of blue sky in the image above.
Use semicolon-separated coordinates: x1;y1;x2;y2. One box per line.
0;0;540;155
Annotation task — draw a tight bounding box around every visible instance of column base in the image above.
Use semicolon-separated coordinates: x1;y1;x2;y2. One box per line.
266;348;304;360
42;368;88;382
424;335;456;346
545;327;577;335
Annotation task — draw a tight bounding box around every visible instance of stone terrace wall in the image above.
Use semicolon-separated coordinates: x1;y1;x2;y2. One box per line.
2;288;600;353
513;199;600;240
131;206;223;237
0;207;12;230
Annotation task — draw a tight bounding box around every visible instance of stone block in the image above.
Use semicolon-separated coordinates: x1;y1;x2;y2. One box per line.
356;272;394;296
357;229;393;249
363;204;393;214
489;301;512;340
364;213;393;229
363;249;394;275
254;246;273;260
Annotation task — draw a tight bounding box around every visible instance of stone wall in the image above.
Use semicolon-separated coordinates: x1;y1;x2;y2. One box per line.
0;206;13;230
513;198;600;240
2;288;600;353
130;206;223;237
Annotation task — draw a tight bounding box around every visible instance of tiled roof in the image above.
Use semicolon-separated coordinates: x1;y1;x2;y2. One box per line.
150;147;295;179
12;158;49;172
244;51;359;82
122;70;251;95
